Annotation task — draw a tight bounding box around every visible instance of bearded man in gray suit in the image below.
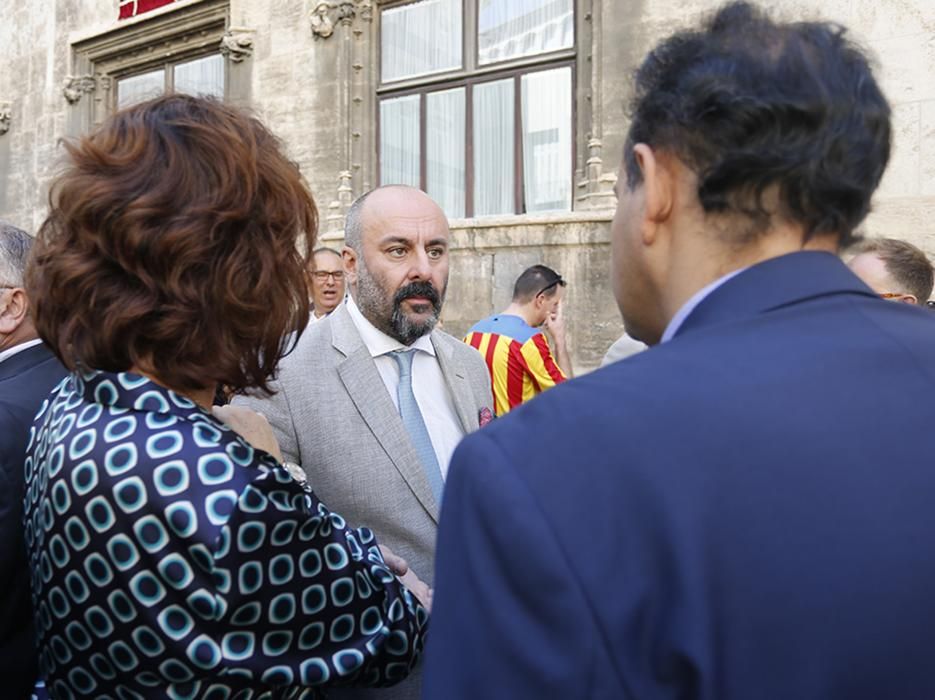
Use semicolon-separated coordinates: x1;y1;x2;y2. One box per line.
235;185;492;699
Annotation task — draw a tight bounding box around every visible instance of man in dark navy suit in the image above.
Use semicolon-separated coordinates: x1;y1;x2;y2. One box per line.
424;3;935;699
0;223;66;699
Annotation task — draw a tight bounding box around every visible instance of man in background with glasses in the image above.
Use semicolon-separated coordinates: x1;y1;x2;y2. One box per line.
0;222;66;699
847;237;934;306
464;264;572;416
308;246;347;321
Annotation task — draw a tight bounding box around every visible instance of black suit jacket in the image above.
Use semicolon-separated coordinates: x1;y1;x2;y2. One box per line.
0;342;66;699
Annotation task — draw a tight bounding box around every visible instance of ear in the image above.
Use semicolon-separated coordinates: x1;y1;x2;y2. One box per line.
0;288;28;335
899;294;919;305
631;143;674;245
342;246;358;286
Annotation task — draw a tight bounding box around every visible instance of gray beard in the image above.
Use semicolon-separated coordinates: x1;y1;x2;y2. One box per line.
355;263;441;345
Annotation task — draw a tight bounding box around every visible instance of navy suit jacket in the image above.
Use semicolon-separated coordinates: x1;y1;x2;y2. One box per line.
424;252;935;700
0;342;66;699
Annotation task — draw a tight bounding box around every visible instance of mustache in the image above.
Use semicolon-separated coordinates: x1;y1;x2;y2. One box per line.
393;281;441;312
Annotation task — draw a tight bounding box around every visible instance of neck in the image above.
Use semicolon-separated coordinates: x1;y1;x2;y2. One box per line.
502;302;538;327
659;227;839;330
0;322;37;354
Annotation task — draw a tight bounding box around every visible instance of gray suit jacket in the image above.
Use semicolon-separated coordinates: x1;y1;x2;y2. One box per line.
234;303;492;699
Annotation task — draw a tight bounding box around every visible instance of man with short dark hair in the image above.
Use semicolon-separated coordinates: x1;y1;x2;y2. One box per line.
426;3;935;699
308;246;346;320
464;264;571;416
0;222;66;699
847;237;934;304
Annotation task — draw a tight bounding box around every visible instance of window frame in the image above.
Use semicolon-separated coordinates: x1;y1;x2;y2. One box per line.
114;53;228;111
67;0;245;131
376;0;577;218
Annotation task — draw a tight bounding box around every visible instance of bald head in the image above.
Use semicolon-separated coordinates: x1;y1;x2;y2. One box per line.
344;186;447;254
342;186;451;345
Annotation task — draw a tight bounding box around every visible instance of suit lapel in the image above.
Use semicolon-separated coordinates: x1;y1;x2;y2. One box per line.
432;333;476;434
331;306;440;523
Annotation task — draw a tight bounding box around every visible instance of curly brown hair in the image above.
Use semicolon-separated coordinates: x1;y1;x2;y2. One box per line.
26;94;316;395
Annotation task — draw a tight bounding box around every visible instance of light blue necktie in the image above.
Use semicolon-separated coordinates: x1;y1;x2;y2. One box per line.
391;349;445;506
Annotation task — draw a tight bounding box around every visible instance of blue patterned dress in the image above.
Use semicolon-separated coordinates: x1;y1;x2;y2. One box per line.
22;370;428;699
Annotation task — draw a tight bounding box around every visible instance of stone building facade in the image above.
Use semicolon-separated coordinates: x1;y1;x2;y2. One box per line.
0;0;933;371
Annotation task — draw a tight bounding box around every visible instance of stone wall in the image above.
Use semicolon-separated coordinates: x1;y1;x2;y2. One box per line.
596;0;935;253
0;0;932;371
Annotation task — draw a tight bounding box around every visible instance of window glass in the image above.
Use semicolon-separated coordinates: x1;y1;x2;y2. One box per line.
478;0;573;65
426;88;466;218
521;67;572;212
380;94;422;187
117;69;164;109
473;79;514;216
174;54;225;98
382;0;463;82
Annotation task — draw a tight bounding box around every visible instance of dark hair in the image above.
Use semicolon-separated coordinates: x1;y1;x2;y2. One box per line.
27;94;317;395
512;265;565;303
624;1;891;246
343;190;372;254
0;221;32;287
853;238;934;302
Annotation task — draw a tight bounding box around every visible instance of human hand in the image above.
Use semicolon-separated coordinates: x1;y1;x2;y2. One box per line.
542;301;566;342
378;545;409;577
211;405;284;462
398;567;433;613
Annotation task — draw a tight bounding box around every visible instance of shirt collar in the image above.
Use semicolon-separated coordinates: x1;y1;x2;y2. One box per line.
345;295;435;358
0;338;43;365
74;368;205;418
661;268;746;343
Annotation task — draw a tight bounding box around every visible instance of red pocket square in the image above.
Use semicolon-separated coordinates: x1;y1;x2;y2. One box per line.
479;407;493;427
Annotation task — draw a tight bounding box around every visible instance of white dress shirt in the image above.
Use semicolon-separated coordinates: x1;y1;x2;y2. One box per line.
345;296;465;479
0;338;43;364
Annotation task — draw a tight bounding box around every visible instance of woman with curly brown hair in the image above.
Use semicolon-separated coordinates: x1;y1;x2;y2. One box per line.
22;94;429;699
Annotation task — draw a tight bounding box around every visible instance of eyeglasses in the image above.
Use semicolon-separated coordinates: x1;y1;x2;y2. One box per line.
312;271;345;282
536;278;566;297
879;292;904;299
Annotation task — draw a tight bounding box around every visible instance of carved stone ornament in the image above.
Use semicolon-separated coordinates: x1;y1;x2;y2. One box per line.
63;75;97;105
0;103;10;135
310;0;372;39
219;27;255;62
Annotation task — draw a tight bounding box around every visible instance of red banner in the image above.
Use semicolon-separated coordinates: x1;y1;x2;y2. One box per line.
118;0;178;20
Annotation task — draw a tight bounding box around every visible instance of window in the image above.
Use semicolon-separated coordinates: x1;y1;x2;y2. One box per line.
117;54;226;109
68;0;240;130
378;0;575;218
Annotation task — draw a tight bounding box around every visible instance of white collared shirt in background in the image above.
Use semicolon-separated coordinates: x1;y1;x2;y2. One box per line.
0;338;43;365
345;295;465;478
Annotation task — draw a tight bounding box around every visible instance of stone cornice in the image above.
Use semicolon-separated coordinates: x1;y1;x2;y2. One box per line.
219;27;255;62
0;103;10;135
309;0;373;40
63;75;97;104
